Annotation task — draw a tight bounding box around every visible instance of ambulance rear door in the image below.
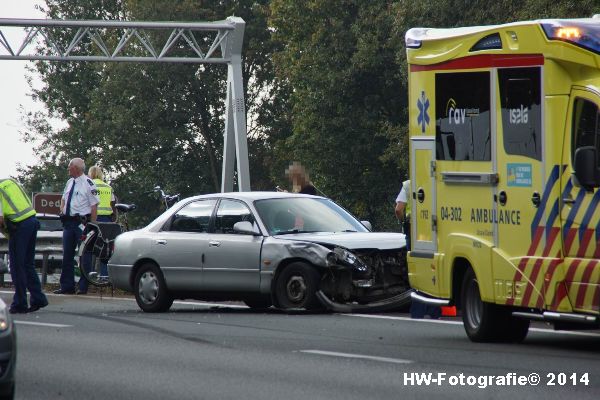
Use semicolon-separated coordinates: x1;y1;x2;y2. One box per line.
411;136;437;254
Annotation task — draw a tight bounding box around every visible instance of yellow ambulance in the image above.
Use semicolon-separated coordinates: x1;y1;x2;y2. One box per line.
405;17;600;342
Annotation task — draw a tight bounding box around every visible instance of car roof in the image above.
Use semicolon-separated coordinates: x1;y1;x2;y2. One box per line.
185;191;325;202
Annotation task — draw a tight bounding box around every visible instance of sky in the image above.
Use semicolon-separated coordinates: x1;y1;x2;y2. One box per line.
0;0;46;177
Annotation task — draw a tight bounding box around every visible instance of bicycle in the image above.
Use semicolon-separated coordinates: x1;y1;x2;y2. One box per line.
77;203;137;287
148;185;180;210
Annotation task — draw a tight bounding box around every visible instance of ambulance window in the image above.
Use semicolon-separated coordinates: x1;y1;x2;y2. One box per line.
498;67;542;161
435;72;491;161
572;98;600;167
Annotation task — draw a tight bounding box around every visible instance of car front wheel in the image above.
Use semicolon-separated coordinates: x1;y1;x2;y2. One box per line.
134;263;173;313
275;262;321;310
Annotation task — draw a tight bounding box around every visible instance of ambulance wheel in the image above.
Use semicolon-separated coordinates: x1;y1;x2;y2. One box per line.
461;268;499;342
495;308;530;343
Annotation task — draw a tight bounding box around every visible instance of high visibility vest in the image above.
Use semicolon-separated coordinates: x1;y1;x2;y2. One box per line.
402;180;411;218
0;178;36;222
93;178;113;216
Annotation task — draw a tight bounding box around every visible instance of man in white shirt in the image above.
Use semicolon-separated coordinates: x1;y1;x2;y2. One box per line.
54;158;99;294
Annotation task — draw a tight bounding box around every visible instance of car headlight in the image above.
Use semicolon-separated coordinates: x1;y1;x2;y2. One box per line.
328;247;369;273
0;302;11;331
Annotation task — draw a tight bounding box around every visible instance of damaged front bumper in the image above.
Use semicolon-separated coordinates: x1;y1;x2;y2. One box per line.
316;289;413;313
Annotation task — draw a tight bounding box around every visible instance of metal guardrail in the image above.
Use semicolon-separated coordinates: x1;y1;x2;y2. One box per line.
0;241;62;285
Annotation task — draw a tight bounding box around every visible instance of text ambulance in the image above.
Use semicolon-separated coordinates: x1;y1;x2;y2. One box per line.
405;17;600;342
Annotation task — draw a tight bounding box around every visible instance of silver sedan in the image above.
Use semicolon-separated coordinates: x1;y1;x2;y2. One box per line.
108;192;410;312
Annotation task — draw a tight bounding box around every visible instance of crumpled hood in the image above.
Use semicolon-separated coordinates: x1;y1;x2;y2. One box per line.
274;232;406;250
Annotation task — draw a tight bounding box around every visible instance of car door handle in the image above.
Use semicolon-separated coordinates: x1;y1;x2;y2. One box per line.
209;241;221;247
155;239;167;245
562;197;576;205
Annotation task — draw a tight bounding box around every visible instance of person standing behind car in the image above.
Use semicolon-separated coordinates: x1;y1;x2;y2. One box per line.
0;178;48;313
278;161;318;195
88;166;116;222
395;179;440;319
54;158;99;295
88;165;115;279
395;180;411;251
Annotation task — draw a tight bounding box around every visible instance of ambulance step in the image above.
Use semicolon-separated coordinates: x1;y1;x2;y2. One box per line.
512;311;598;325
410;291;450;306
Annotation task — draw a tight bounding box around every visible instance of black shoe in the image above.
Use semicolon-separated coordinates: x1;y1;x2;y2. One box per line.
53;288;75;295
27;302;49;313
9;307;28;314
75;290;87;295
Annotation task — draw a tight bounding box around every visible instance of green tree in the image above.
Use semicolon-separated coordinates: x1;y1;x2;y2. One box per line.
270;0;406;229
20;0;285;225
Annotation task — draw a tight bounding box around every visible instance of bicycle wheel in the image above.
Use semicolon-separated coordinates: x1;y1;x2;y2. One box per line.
78;231;112;287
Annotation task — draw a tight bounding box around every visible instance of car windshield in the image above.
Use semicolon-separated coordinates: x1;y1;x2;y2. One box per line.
254;197;368;235
39;218;62;231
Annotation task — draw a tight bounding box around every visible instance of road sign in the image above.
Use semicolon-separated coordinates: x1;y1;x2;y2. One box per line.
33;192;62;214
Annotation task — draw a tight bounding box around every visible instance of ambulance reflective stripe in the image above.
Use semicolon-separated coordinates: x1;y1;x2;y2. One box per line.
595;218;600;258
551;174;600;311
0;178;36;222
574;188;600;258
93;179;113;216
530;165;564;238
554;259;600;313
506;165;563;307
562;179;583;253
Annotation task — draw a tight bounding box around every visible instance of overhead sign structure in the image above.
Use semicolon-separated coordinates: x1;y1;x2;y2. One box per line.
0;17;250;192
32;192;63;214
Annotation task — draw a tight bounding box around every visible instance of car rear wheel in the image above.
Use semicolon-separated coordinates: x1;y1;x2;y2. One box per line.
275;262;321;310
134;263;173;313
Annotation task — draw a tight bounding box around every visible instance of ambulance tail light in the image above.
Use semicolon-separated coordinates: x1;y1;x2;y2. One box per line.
405;28;427;49
541;20;600;54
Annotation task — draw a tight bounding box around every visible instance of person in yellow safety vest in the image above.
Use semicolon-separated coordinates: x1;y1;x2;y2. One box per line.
88;166;116;222
87;166;116;283
0;178;48;313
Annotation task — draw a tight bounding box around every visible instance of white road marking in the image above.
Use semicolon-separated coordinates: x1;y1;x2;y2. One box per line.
15;321;72;328
175;301;247;309
345;313;600;337
0;290;249;309
298;350;413;364
343;313;462;325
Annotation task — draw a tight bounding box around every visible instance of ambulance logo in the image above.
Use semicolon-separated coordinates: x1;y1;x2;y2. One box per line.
417;91;430;133
446;98;480;125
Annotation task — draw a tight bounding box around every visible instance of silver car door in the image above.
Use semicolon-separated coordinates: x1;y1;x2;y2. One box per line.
203;199;262;292
151;199;216;291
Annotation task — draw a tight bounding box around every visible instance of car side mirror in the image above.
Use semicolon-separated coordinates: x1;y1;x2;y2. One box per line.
233;221;260;235
574;146;600;190
361;221;372;231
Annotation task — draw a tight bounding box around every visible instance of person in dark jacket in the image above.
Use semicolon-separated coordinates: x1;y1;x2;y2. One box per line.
280;161;317;195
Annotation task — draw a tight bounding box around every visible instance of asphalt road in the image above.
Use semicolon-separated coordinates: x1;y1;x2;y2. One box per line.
2;290;600;400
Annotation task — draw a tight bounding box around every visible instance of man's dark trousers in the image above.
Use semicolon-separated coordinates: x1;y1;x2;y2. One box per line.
8;216;47;311
59;219;82;292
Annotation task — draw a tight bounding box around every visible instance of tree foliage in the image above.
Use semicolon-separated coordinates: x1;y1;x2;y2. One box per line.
21;0;282;225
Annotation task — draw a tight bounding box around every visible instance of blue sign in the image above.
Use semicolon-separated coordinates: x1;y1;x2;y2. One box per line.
507;163;532;187
417;90;430;133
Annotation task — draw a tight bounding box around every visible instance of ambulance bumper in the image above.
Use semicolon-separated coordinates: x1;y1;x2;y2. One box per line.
410;291;450;306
